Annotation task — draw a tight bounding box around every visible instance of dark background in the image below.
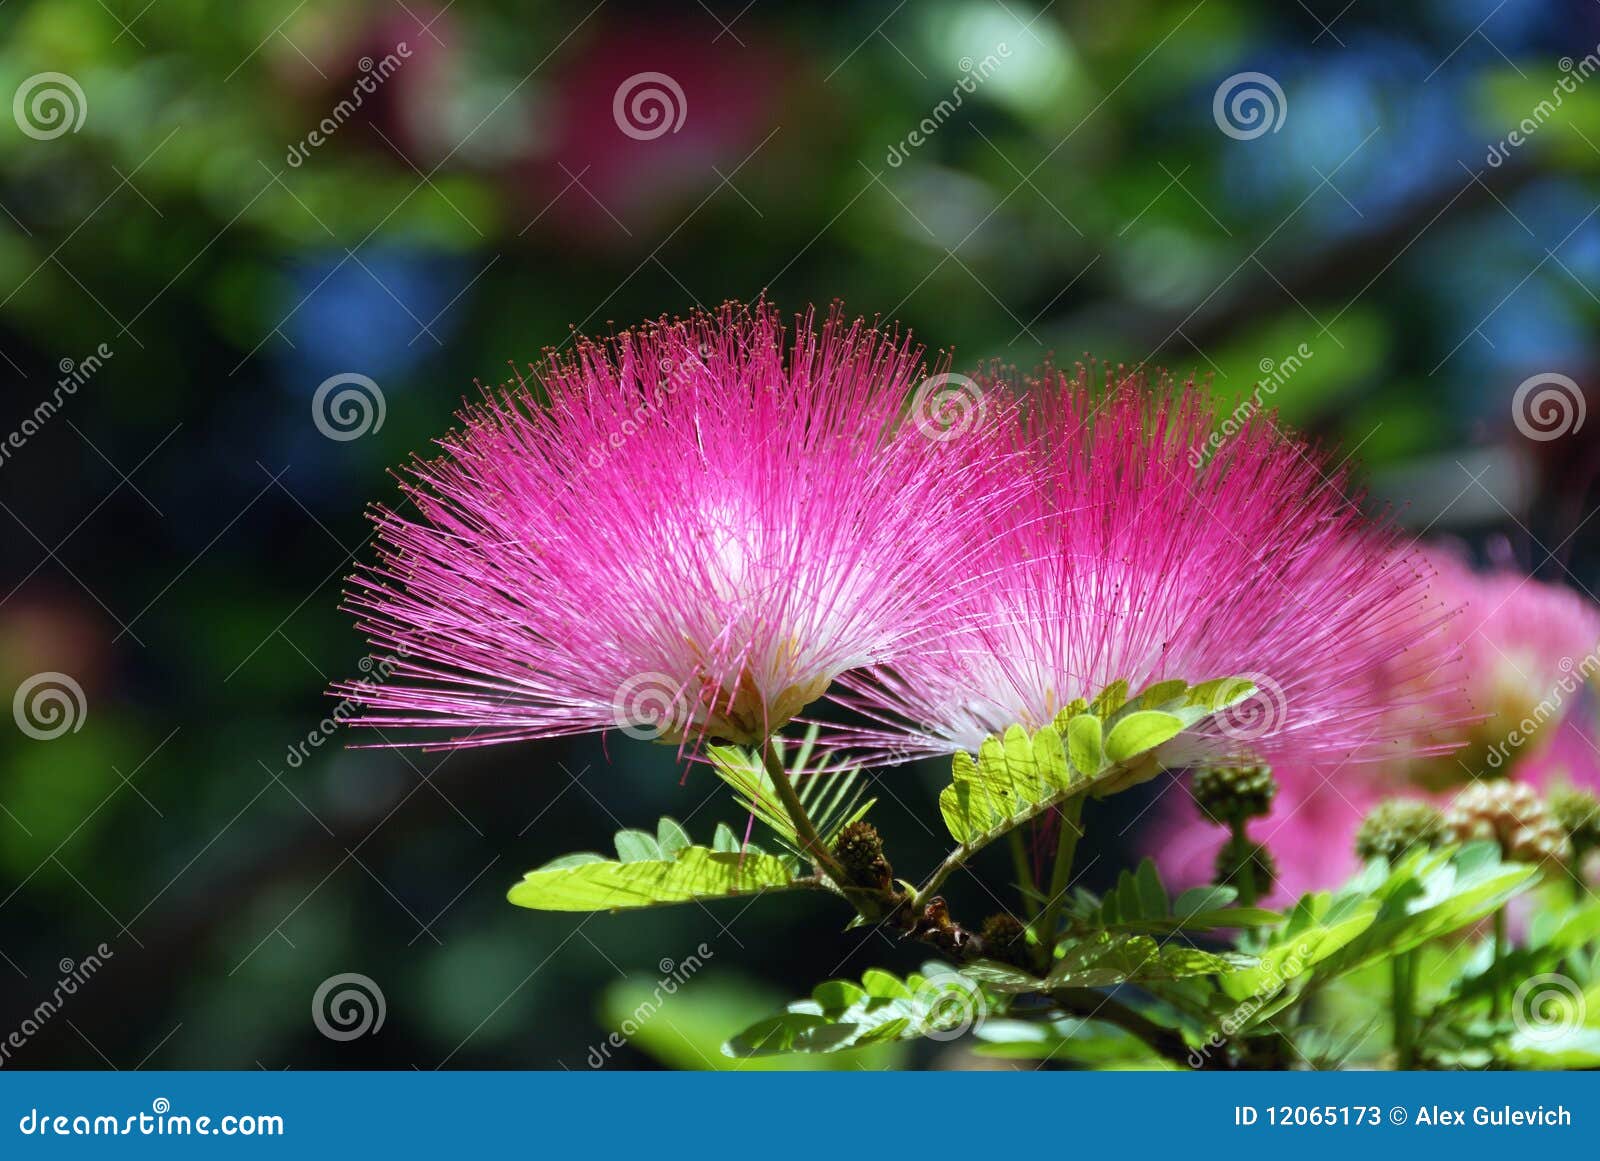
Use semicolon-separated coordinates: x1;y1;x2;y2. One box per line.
1;0;1598;1069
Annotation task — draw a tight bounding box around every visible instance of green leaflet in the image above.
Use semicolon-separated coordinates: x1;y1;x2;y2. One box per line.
1071;859;1282;933
1219;892;1380;1004
972;1018;1174;1067
964;933;1253;992
705;725;874;857
939;723;1076;848
508;818;798;912
1499;1027;1600;1069
723;964;986;1056
598;975;908;1071
1103;711;1185;765
1313;842;1540;980
963;944;1253;993
937;674;1258;848
1066;713;1103;775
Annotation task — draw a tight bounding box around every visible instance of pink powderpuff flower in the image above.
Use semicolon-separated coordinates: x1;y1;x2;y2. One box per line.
334;301;1020;750
1386;545;1600;789
834;363;1462;778
1147;547;1600;901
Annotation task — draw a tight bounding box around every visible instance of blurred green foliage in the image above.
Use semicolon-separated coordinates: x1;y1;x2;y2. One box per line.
1;0;1598;1068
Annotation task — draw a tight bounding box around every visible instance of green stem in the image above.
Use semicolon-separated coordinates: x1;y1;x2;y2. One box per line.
1392;951;1415;1069
1230;820;1258;908
759;737;848;886
1490;906;1508;1020
1010;830;1040;921
1032;798;1085;968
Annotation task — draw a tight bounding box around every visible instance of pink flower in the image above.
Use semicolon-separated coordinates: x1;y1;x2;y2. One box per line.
1147;547;1600;901
836;365;1460;777
335;302;1017;749
1393;546;1600;788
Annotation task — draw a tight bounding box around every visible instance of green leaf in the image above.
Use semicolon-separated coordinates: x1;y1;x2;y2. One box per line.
1066;713;1103;776
973;1018;1174;1066
933;675;1262;861
706;725;874;858
1133;678;1189;710
509;843;797;912
1074;863;1281;934
598;974;906;1071
1091;679;1129;717
656;817;691;859
723;964;990;1056
1313;843;1539;980
1220;892;1380;1003
613;829;660;863
938;724;1078;847
1103;711;1185;765
537;851;608;871
1044;933;1254;989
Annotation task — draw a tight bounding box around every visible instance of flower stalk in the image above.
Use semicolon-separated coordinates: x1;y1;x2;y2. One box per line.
758;738;849;886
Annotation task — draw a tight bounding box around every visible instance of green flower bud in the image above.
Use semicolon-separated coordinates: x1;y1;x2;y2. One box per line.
1214;835;1276;897
1354;799;1444;864
1191;763;1277;826
832;821;892;889
1548;786;1600;855
978;912;1031;969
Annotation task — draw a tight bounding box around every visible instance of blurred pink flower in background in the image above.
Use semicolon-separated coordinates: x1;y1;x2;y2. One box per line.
1146;545;1600;901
